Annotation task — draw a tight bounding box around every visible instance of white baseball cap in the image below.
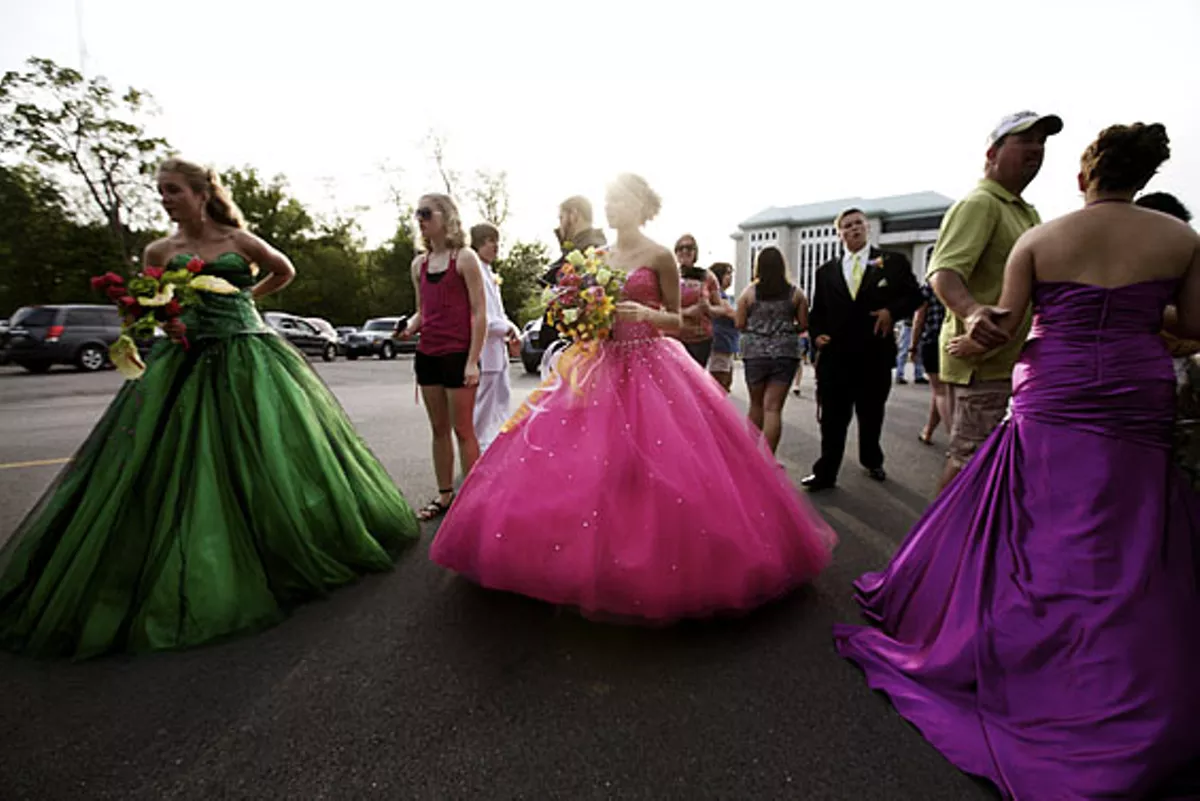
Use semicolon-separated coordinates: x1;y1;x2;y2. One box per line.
988;111;1063;147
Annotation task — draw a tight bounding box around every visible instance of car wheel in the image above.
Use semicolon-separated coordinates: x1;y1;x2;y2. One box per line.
379;341;395;360
322;343;337;362
77;344;107;372
523;357;540;374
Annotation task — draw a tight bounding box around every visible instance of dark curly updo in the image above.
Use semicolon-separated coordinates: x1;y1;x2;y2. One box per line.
1080;123;1170;193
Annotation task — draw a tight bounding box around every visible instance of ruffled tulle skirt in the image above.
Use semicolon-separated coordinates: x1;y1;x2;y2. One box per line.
430;336;836;621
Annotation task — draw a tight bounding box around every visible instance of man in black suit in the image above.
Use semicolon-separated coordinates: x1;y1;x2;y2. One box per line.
803;207;923;490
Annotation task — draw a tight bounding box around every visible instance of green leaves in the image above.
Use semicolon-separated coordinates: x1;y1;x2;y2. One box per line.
129;313;158;340
220;167;315;254
0;56;171;263
495;241;551;325
126;276;157;296
0;58;552;329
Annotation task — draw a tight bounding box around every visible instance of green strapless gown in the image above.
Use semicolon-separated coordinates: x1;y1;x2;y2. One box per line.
0;252;419;659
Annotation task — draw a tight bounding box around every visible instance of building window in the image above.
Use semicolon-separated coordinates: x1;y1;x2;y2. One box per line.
787;222;844;303
881;214;947;234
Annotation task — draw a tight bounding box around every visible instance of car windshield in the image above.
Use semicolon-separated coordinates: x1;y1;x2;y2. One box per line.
364;320;396;331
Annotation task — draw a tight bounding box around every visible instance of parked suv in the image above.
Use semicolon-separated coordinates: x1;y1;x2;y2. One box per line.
3;304;127;373
344;316;415;360
263;312;339;361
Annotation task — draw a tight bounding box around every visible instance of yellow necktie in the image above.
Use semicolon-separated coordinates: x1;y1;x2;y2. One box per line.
850;254;864;298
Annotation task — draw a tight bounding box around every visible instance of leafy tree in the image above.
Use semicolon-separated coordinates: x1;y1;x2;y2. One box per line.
0;163;134;313
494;240;550;325
0;57;171;263
423;130;460;200
220;166;314;254
361;219;418;322
470;169;510;227
0;60;546;328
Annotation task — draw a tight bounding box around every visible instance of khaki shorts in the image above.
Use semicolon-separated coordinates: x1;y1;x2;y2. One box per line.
708;351;734;373
947;378;1012;467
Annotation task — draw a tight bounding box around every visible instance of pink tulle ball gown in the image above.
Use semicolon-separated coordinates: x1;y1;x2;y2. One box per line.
429;266;836;622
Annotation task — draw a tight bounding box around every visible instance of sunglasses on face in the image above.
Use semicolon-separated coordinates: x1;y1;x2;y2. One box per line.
676;244;696;253
415;207;434;221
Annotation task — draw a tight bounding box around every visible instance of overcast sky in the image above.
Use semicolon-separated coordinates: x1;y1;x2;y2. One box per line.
3;0;1197;265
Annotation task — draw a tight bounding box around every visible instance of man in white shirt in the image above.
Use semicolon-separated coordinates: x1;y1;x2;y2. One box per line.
470;223;521;451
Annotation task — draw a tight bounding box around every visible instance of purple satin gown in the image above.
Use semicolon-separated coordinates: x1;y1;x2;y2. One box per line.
834;279;1200;800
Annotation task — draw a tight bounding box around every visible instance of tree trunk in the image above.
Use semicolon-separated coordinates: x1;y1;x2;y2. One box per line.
108;205;131;265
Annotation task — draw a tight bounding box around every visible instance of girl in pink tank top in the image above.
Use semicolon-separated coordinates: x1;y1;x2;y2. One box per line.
417;251;473;355
399;193;487;521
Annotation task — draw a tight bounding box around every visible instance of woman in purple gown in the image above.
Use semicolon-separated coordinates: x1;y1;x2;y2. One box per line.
833;122;1200;800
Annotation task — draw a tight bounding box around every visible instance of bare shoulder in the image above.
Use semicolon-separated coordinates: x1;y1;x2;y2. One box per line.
229;227;269;257
1140;206;1200;245
410;252;425;272
1020;213;1069;247
142;236;174;266
648;242;675;272
456;247;482;272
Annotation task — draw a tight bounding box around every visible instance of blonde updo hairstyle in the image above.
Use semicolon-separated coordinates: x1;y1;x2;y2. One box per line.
610;173;662;225
157;157;245;229
419;193;467;252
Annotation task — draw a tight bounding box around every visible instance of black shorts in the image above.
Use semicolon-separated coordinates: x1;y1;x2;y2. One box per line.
682;339;713;367
744;357;800;387
920;340;941;376
415;350;471;389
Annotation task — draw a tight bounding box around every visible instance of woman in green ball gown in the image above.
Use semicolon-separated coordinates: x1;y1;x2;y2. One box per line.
0;158;419;660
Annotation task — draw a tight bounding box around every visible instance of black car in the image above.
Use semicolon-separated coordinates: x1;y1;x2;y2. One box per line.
263;312;339;361
2;304;156;373
520;319;548;374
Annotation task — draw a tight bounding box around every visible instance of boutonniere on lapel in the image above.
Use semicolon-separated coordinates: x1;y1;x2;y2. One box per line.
868;255;887;287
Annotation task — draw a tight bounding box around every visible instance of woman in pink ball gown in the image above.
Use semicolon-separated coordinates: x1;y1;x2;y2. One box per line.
429;173;836;622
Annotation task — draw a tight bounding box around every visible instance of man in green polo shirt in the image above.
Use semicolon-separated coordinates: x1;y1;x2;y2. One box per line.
927;110;1063;491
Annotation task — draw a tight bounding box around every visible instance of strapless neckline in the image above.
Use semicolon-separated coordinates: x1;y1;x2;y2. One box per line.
167;251;250;268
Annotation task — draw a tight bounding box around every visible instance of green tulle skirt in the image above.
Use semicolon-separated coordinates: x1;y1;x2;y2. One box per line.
0;333;419;660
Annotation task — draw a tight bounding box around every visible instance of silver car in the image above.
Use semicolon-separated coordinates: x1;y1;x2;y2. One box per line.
344;316;415;360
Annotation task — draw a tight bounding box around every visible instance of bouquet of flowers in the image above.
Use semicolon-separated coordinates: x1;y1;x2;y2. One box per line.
540;247;625;343
91;257;239;379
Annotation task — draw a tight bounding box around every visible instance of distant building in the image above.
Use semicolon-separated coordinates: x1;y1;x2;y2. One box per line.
730;191;955;302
